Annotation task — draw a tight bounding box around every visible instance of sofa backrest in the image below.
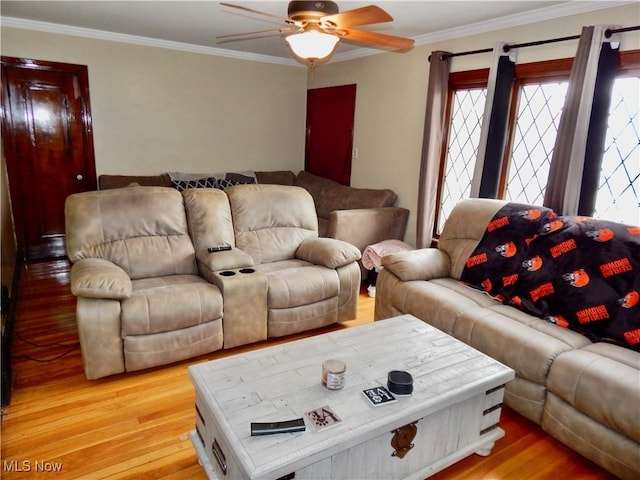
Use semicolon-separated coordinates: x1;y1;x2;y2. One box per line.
439;198;507;279
98;173;172;189
294;171;398;219
99;171;296;190
226;184;318;264
182;188;236;256
65;186;197;279
255;170;296;186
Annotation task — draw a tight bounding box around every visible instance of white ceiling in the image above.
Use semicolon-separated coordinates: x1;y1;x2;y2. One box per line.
0;1;630;65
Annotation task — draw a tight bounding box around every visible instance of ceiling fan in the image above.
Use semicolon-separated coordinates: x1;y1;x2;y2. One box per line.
219;1;415;65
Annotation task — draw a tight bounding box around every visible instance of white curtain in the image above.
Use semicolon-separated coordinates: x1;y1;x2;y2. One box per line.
544;25;621;214
416;51;451;248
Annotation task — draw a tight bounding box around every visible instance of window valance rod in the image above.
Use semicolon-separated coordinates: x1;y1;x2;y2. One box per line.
430;25;640;62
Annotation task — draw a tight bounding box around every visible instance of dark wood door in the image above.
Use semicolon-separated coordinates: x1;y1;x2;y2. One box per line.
305;84;356;185
2;57;96;260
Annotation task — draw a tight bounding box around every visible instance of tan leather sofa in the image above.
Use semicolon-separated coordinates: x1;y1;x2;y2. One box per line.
98;170;409;258
65;184;361;380
374;198;639;479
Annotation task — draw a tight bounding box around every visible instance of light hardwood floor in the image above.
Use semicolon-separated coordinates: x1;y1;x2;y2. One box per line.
1;259;617;479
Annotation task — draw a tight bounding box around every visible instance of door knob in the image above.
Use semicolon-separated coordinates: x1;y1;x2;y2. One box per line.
76;174;84;181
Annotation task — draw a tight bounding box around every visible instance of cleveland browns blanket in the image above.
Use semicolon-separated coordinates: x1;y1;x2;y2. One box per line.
461;203;640;351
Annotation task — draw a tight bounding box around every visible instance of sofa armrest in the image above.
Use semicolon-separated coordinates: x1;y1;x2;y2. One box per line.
326;207;409;252
296;237;361;269
381;248;450;281
196;248;255;274
70;258;132;299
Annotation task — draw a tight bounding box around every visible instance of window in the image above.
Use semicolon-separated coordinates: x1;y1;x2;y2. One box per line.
504;81;568;205
436;70;488;234
435;50;639;236
438;87;486;233
595;74;640;223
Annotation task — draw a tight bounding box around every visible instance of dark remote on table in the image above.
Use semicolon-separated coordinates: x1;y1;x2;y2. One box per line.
250;418;306;436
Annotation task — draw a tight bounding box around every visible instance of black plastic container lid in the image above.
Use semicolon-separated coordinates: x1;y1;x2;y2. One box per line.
387;370;413;395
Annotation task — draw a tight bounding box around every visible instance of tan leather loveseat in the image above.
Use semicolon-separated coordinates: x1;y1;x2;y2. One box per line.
374;198;639;479
65;184;361;380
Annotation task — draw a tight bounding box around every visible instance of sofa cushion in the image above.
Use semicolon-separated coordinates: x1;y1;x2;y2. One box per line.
227;184;318;264
257;261;339;309
66;187;197;279
121;275;223;335
485;304;592;349
294;171;397;219
546;342;640;443
383;277;500;334
453;306;590;386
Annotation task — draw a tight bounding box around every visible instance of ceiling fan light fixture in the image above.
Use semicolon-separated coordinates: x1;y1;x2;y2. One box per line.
285;30;339;62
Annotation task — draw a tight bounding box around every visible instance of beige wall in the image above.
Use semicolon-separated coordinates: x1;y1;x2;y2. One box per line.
308;3;640;245
0;28;308;176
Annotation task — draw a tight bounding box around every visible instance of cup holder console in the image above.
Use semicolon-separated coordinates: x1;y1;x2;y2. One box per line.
219;268;256;276
213;266;268;348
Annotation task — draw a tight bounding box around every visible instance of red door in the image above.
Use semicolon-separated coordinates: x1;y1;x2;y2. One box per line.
305;84;356;185
2;57;96;260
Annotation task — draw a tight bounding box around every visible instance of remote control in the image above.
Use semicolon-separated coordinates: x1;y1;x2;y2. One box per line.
250;418;306;436
208;245;232;253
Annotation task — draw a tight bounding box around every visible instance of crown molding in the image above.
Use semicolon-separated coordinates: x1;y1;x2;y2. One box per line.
412;0;634;46
331;0;635;63
0;16;301;67
2;1;634;66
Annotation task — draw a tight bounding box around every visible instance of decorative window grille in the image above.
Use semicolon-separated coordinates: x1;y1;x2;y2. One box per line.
594;75;640;225
438;88;486;234
505;82;568;205
436;53;639;237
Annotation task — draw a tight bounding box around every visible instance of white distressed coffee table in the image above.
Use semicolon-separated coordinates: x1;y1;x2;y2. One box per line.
189;314;515;479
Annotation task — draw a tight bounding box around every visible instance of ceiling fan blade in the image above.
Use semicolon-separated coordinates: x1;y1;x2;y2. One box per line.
220;2;295;25
216;27;297;43
322;5;392;28
336;28;414;50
